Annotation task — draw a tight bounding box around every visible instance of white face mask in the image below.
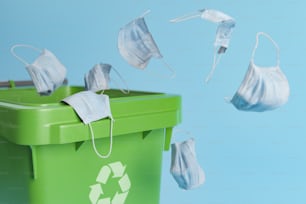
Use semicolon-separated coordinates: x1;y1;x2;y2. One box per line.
118;10;176;78
230;32;290;112
62;91;114;158
200;9;233;23
10;44;67;95
170;138;205;190
85;63;111;92
84;63;129;94
170;9;235;83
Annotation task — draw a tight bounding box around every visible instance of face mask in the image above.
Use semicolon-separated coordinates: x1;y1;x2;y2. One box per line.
170;138;205;190
200;9;232;23
10;44;67;95
62;91;114;158
170;9;235;83
214;20;235;53
85;63;111;92
84;63;129;94
118;10;176;78
230;32;290;112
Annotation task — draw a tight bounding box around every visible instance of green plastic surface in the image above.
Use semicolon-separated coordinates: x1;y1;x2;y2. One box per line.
0;86;181;148
0;86;181;204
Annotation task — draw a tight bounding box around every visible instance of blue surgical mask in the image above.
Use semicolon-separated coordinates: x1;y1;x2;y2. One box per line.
170;9;235;83
170;138;205;190
230;32;290;112
118;10;175;78
85;63;111;92
85;63;130;94
62;91;114;158
10;44;67;95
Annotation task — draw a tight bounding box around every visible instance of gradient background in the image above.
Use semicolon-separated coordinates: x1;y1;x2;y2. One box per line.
0;0;305;204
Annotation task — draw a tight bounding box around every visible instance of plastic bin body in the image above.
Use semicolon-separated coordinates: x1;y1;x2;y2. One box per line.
0;86;181;204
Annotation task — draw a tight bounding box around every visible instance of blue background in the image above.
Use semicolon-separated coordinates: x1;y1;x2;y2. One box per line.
0;0;305;204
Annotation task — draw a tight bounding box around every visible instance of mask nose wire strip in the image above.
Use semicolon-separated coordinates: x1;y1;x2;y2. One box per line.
10;44;42;66
89;119;114;159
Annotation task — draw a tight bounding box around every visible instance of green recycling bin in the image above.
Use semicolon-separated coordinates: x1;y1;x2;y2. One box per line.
0;85;181;204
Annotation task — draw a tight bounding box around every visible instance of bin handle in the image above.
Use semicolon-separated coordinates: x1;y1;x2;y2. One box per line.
0;80;33;88
88;119;114;159
0;79;68;88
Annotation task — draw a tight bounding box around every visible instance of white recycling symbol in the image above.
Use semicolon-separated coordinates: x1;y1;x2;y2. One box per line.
89;161;131;204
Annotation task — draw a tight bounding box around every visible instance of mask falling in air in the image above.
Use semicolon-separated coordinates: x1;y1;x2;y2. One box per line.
170;9;235;83
170;138;205;190
10;44;67;95
230;32;290;112
85;63;129;94
118;10;176;78
85;63;111;92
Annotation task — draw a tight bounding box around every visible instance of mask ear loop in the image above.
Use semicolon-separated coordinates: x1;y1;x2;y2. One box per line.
172;128;195;144
161;59;177;79
251;32;280;67
110;66;130;94
143;58;176;79
88;118;114;159
140;9;151;18
205;46;223;83
10;44;42;66
169;10;203;23
170;9;206;80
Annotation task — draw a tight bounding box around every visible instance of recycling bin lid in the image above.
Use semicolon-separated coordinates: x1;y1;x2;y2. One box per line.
0;85;181;146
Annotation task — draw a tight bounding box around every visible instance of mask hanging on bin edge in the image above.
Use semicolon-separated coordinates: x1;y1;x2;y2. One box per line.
170;138;205;190
229;32;290;112
62;91;114;158
170;9;235;83
118;10;176;78
10;44;67;95
84;63;130;94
